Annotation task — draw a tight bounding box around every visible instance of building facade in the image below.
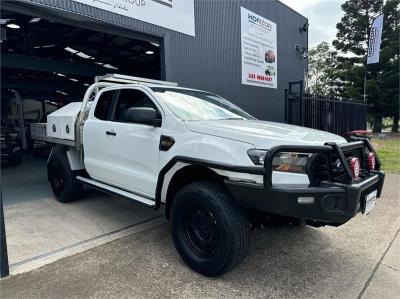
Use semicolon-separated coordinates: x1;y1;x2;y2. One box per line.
2;0;308;122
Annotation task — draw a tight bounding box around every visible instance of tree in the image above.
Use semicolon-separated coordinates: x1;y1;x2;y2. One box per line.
306;42;340;96
380;0;400;132
332;0;399;132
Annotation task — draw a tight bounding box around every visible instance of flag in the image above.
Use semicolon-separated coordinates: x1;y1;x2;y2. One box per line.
367;14;384;64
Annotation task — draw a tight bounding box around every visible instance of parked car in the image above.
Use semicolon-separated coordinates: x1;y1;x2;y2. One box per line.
31;74;385;277
1;120;23;166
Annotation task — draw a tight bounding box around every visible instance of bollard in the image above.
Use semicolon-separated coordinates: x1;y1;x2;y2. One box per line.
0;189;9;278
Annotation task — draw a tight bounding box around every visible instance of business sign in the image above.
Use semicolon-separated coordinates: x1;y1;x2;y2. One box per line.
367;14;384;64
73;0;195;36
241;7;277;88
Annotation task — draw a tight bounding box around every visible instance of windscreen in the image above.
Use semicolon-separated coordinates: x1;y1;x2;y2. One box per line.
151;88;255;121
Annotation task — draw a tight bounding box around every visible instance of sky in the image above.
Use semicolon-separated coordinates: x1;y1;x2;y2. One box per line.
279;0;346;48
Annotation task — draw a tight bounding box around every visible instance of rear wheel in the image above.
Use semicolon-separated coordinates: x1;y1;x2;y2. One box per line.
48;152;82;203
171;181;250;277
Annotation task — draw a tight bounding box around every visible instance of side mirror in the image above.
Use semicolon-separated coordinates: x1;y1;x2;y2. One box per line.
124;107;161;127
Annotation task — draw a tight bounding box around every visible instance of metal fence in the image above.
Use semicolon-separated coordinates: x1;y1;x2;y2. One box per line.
303;94;367;136
285;81;368;136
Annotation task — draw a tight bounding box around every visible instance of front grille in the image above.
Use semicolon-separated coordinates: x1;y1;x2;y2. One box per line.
306;153;330;186
307;141;376;186
263;139;380;189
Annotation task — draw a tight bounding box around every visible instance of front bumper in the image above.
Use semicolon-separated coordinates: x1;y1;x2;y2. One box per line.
225;139;386;226
225;170;385;225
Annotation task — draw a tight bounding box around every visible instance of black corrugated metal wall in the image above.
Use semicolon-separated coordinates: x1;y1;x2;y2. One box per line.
4;0;308;122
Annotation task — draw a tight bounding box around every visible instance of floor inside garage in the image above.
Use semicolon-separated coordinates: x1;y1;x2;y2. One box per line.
1;7;165;274
2;154;164;274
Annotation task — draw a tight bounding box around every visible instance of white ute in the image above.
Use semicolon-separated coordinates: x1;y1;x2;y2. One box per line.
31;74;385;276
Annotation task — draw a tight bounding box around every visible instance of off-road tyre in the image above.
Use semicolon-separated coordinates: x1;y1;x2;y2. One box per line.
48;152;82;203
171;181;251;277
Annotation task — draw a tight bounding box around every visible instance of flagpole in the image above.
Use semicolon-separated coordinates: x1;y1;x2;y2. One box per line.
365;13;383;103
363;74;367;103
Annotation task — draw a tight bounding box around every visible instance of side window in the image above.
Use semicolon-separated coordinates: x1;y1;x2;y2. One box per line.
113;89;159;122
94;90;115;120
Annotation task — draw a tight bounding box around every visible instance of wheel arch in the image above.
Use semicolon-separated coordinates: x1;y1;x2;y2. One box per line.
164;165;222;219
47;144;67;162
47;144;69;181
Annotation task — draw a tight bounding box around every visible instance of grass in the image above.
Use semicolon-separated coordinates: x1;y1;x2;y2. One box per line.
371;134;400;174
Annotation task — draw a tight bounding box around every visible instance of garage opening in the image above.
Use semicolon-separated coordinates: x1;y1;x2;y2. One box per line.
1;8;162;100
1;9;164;274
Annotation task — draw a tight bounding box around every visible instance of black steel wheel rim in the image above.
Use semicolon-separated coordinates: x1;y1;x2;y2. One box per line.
51;162;65;196
183;206;218;258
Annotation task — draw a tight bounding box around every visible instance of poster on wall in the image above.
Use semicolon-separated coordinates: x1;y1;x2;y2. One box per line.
73;0;195;36
241;7;277;88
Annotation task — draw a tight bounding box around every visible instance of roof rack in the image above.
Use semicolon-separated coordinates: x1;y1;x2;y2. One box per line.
95;73;178;87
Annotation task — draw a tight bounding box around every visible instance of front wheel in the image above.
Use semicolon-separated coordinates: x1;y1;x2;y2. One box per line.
171;181;251;277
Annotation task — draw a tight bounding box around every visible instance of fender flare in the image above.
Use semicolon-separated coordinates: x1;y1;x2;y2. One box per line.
154;156;263;209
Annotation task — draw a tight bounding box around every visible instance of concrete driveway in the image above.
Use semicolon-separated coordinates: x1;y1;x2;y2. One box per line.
1;174;399;298
2;156;163;272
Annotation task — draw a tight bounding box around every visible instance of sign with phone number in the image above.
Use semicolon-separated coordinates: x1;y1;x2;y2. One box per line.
241;7;277;89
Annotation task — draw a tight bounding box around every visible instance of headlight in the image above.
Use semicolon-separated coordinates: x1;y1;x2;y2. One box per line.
273;152;311;174
247;149;267;165
248;149;311;174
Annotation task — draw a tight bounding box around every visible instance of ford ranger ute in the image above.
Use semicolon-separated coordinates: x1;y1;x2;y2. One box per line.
31;74;385;277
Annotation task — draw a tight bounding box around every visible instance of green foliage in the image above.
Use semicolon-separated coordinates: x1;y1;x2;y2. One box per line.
371;136;400;173
307;42;338;95
333;0;383;55
329;0;399;132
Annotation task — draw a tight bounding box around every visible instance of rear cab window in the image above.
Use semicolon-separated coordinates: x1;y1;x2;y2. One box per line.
94;90;117;120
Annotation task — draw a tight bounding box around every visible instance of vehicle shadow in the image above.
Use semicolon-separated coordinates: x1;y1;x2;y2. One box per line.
212;225;366;298
140;223;369;298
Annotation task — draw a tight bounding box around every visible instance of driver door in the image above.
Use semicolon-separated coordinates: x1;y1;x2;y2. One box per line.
85;87;162;198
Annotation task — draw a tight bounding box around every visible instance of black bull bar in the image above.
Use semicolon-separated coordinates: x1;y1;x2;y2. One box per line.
224;139;385;225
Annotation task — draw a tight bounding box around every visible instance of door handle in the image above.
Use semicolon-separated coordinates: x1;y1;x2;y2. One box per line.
106;130;116;136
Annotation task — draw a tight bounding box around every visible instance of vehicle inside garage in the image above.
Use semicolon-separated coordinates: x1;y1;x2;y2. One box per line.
1;8;164;274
